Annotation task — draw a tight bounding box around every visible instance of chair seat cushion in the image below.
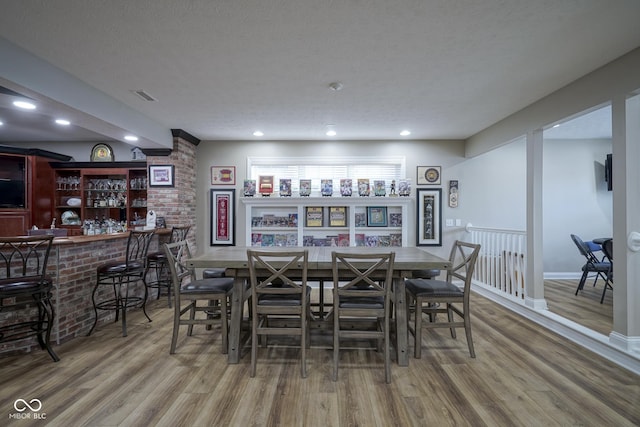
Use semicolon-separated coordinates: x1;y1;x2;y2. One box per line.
411;269;441;279
582;262;611;272
339;295;384;309
0;276;52;296
146;251;167;262
257;285;311;306
405;278;463;298
181;277;234;294
203;268;226;278
98;260;145;274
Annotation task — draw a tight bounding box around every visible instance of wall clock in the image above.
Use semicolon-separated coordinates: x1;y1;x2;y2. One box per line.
91;143;114;162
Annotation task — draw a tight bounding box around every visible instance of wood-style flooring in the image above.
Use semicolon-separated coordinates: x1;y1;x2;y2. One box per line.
0;283;637;426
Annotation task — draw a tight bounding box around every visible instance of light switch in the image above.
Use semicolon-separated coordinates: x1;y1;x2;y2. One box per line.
446;219;454;227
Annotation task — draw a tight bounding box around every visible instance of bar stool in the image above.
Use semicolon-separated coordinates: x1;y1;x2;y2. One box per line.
145;225;190;307
0;235;59;361
88;230;155;337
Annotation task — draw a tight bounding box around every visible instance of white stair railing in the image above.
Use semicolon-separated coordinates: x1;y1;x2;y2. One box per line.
466;224;527;299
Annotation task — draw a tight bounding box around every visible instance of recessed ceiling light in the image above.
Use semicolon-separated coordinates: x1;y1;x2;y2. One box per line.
55;119;71;126
13;100;36;110
253;130;264;137
124;135;138;142
400;130;411;136
552;124;560;128
326;130;337;136
0;121;3;126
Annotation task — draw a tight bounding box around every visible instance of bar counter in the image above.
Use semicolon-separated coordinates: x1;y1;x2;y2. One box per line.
0;229;169;358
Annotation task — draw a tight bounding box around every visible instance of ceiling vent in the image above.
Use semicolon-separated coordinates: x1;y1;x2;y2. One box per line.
131;89;157;102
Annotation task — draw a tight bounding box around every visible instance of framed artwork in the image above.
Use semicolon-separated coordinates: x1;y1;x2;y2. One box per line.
449;180;459;207
416;188;442;246
299;179;312;196
259;175;274;195
211;166;236;185
243;179;256;197
329;207;347;227
210;189;235;246
305;207;324;227
417;166;441;185
148;164;175;187
367;206;388;227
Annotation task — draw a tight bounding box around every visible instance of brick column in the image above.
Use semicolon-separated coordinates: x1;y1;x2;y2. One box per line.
146;133;198;252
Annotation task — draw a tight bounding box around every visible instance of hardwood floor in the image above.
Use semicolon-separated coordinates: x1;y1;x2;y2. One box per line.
545;278;613;335
1;288;637;426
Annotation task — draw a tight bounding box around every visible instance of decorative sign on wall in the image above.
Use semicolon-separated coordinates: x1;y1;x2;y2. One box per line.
210;189;235;245
416;188;442;246
449;180;459;208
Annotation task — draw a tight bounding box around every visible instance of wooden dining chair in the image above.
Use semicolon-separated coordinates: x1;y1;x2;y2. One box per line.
247;249;310;378
404;240;480;359
331;251;395;383
164;240;234;354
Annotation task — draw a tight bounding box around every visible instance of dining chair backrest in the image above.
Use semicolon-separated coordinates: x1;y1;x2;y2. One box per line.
602;239;613;262
570;234;600;264
445;240;481;294
163;240;195;288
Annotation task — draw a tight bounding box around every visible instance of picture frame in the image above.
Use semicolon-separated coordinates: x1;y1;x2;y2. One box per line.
329;206;347;227
90;143;114;162
416;188;442;246
210;189;235;246
417;166;441;185
305;207;324;227
148;164;175;187
259;175;274;195
367;206;388;227
211;166;236;185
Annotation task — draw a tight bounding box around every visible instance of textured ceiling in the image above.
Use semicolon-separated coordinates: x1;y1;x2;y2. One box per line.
0;0;638;144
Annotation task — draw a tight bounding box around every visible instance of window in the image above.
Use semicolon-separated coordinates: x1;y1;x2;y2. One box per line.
247;156;405;193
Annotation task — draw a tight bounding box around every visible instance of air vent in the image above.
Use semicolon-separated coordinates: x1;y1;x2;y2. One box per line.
130;89;157;102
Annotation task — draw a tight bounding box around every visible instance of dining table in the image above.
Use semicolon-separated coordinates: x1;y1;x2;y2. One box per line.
187;246;451;366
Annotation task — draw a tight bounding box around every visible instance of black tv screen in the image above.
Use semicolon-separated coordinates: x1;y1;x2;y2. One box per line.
0;180;26;208
605;153;612;191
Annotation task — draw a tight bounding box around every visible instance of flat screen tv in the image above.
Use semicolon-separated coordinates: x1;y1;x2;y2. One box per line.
0;155;26;208
605;153;612;191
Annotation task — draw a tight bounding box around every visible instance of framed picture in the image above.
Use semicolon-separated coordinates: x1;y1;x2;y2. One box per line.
259;175;274;195
367;206;388;227
417;166;441;185
210;189;235;246
148;165;175;187
211;166;236;185
416;188;442;246
329;207;347;227
305;207;324;227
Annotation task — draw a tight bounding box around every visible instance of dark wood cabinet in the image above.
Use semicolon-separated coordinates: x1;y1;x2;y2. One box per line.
51;162;148;235
0;151;58;236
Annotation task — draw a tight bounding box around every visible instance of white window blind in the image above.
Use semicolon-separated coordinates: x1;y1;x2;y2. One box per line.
247;156;405;193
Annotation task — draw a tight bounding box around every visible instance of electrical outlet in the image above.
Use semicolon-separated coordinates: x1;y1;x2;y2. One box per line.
455;219;462;226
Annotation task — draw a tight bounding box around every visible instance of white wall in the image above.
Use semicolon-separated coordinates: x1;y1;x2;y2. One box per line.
194;139;465;258
543;138;612;274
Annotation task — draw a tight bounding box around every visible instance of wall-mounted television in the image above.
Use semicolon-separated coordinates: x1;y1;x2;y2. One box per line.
0;155;26;208
605;153;612;191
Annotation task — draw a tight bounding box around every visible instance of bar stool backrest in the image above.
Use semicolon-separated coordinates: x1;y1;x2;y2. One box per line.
0;235;54;281
126;230;155;268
